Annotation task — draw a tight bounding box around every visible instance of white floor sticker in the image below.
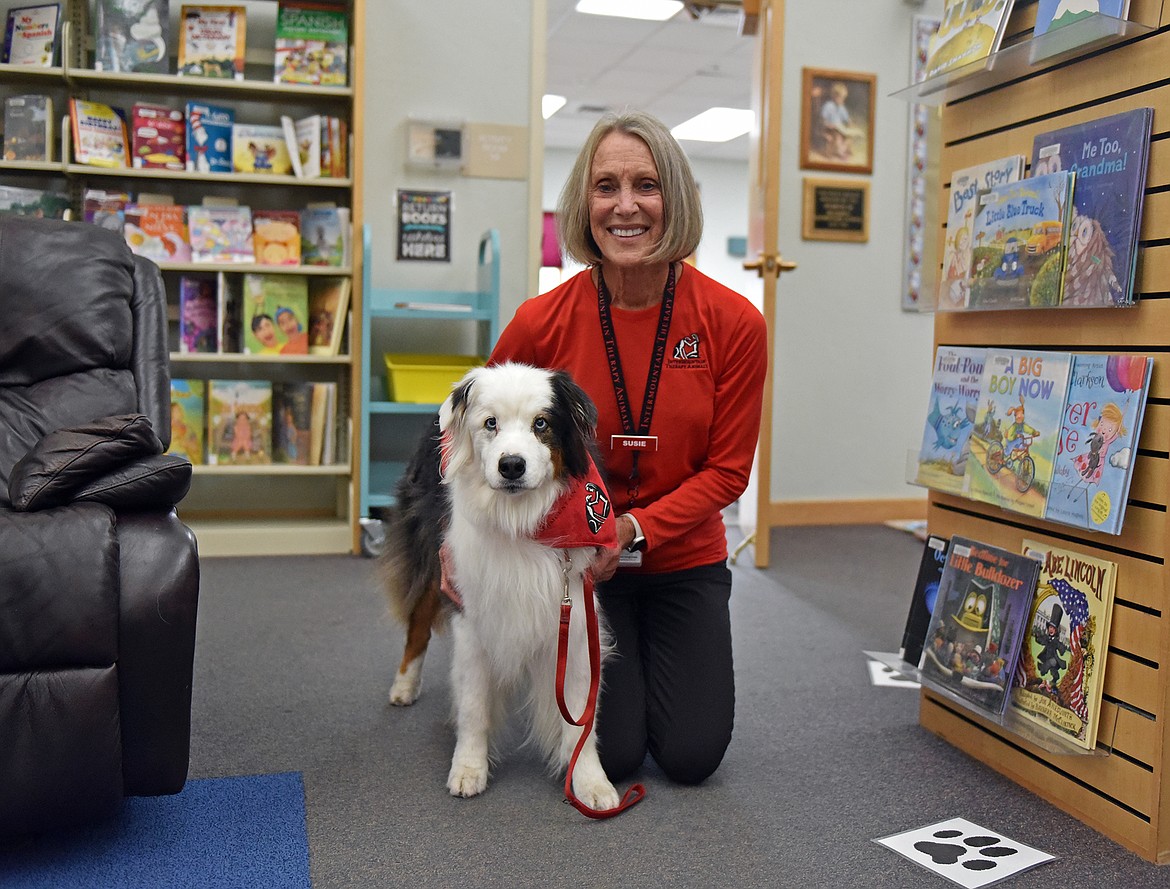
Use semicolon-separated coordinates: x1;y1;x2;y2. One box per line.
874;817;1056;888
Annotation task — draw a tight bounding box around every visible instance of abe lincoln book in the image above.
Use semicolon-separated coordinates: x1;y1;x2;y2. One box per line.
915;345;985;496
1012;540;1118;750
918;536;1040;717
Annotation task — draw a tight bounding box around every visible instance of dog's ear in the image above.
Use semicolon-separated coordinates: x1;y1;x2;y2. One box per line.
438;367;482;482
551;370;599;479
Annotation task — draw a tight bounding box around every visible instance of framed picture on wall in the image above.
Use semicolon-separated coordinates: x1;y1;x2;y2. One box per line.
799;68;876;174
801;177;869;243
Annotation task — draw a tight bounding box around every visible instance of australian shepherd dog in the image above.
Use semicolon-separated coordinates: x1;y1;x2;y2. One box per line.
381;362;621;809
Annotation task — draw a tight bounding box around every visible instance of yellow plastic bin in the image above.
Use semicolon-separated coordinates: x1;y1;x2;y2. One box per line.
383;353;484;403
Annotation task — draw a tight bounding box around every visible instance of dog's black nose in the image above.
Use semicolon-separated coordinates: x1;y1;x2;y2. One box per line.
498;455;526;480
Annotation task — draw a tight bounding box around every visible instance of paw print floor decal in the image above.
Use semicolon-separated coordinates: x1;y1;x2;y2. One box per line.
875;817;1056;887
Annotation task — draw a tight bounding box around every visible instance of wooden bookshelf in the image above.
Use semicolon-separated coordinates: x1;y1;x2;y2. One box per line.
918;0;1170;863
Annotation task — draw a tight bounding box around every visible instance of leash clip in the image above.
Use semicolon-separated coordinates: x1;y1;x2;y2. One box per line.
561;552;572;606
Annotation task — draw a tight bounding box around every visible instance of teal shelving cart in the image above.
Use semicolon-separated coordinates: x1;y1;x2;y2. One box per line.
358;224;500;555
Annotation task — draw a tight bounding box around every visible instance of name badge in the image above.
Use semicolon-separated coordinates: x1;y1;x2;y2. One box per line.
610;435;658;453
618;550;643;567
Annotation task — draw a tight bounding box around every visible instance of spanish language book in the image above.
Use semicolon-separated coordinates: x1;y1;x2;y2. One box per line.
1043;353;1151;534
3;4;59;66
918;536;1041;717
915;345;986;495
938;155;1024;310
1012;539;1117;750
1030;107;1152;307
274;1;347;86
924;0;1016;81
965;349;1072;518
968;170;1076;310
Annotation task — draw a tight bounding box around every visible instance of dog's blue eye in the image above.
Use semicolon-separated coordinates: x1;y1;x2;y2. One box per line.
533;417;548;432
484;417;497;431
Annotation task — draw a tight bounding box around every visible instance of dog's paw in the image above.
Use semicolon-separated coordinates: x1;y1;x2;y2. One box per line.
572;772;620;811
447;760;489;798
388;674;420;706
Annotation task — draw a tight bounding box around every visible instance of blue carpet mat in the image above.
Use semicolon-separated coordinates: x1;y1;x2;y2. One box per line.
0;772;310;889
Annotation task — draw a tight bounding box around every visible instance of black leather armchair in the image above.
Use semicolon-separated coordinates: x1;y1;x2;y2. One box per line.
0;216;200;836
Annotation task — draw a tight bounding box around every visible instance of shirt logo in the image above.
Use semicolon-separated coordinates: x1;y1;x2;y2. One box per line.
673;333;701;361
584;482;611;535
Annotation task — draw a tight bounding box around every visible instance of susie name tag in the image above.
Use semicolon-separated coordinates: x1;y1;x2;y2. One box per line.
610;435;658;453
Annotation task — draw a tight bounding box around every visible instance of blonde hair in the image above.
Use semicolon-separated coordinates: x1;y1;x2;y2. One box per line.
1095;402;1128;438
556;110;703;266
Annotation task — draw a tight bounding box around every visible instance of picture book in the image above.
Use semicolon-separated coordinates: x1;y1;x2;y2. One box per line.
216;271;241;352
915;345;986;495
924;0;1016;81
3;94;52;161
252;209;301;265
0;185;68;218
307;276;349;356
918;536;1041;717
1030;107;1152;308
3;4;59;66
178;5;246;79
179;275;218;353
965;349;1072;518
1044;353;1151;534
1034;0;1130;37
273;381;313;464
937;155;1025;310
901;534;949;669
310;381;337;464
231;123;293;175
281;113;321;179
131;103;185;170
188;204;254;263
274;1;348;87
83;188;129;233
242;273;309;355
168;378;206;465
300;205;345;265
94;0;168;73
968;170;1075;310
1012;540;1118;750
208;379;272;465
69;99;129;168
124;203;191;263
185;101;234;173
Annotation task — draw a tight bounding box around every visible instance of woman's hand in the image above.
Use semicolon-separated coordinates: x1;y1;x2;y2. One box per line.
591;514;638;582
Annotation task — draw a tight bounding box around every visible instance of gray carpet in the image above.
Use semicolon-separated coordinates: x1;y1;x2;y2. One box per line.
190;525;1169;888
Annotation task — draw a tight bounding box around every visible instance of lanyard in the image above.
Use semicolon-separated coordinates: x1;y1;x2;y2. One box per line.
596;264;676;507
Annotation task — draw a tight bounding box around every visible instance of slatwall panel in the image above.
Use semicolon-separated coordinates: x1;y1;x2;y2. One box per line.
921;0;1170;863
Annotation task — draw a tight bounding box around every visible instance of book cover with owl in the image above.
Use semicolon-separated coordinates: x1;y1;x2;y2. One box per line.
918;536;1041;717
1030;107;1152;307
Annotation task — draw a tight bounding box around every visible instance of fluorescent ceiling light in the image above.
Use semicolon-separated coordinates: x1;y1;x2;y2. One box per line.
575;0;684;22
671;107;754;143
542;94;567;120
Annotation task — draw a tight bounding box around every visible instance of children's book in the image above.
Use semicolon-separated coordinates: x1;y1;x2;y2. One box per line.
273;381;313;464
924;0;1016;81
1044;353;1151;534
918;536;1041;717
3;94;52;161
69;99;129;168
281;113;321;179
309;381;337;464
168;378;206;465
179;275;218;353
307;276;349;356
300;205;345;265
1030;108;1152;308
915;345;986;495
901;534;949;669
0;185;68;217
131;103;185;170
3;4;59;66
241;273;309;355
216;271;241;352
208;379;272;465
83;188;129;233
188;204;254;263
1034;0;1130;37
274;1;348;86
938;155;1025;310
1012;540;1118;750
178;5;246;79
231;123;293;175
94;0;168;73
966;349;1072;518
124;203;191;262
968;170;1076;310
252;209;301;265
185;101;234;173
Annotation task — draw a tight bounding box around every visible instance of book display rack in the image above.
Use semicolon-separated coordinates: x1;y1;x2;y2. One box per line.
904;0;1170;863
0;0;365;555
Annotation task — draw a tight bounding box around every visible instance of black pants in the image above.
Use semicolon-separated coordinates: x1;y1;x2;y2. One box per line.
595;560;734;784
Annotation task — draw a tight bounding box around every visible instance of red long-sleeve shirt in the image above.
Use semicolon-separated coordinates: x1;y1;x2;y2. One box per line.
490;266;767;573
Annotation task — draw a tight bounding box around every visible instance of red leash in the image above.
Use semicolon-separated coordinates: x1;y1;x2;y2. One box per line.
555;557;645;819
